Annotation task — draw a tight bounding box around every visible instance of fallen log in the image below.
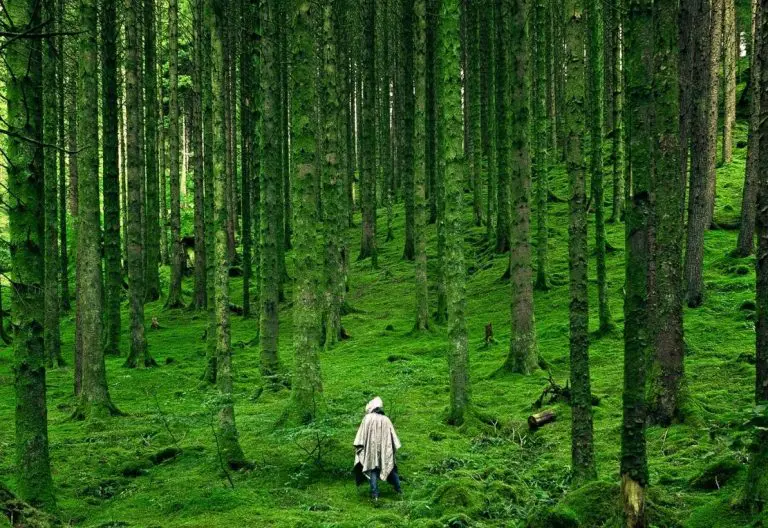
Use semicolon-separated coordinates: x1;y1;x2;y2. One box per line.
528;409;556;430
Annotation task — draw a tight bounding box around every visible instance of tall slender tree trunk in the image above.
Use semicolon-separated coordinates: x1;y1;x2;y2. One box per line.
401;0;417;261
67;75;79;218
102;0;122;358
209;0;246;465
260;0;283;378
7;0;56;507
748;0;768;511
534;0;549;291
240;0;253;318
565;0;597;485
684;0;721;307
609;0;625;224
192;0;208;311
440;0;470;426
43;0;63;367
722;0;736;164
124;0;156;369
622;0;653;523
167;0;185;308
414;0;430;331
145;0;161;301
494;0;510;254
464;0;482;227
480;0;496;244
280;4;292;255
359;0;378;265
736;0;761;257
648;0;685;428
503;0;538;374
288;0;324;422
587;0;613;333
75;0;122;417
57;0;70;312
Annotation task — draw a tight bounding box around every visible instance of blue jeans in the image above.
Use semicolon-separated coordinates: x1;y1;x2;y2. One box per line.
370;467;401;498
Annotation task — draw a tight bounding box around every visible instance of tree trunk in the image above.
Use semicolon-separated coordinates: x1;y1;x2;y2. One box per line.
210;0;246;466
534;0;549;291
76;0;122;417
480;0;496;244
7;0;56;507
440;0;470;426
167;0;185;308
648;0;685;427
67;74;79;218
749;0;768;513
622;0;654;523
124;0;156;370
722;0;736;164
144;0;161;301
288;0;324;422
494;0;510;254
414;0;430;332
57;0;70;312
503;0;538;374
359;0;378;265
43;0;63;367
192;0;208;311
565;0;597;485
240;0;252;318
609;0;625;224
587;0;613;333
259;0;283;378
102;0;122;358
736;0;761;257
401;0;417;261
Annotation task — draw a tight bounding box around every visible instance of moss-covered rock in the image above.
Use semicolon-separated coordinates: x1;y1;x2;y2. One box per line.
690;457;743;490
431;479;482;517
363;513;408;528
439;512;474;527
526;506;579;528
559;480;621;526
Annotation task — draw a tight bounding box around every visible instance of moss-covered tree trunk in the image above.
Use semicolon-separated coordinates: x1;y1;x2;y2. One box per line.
209;0;246;465
463;0;482;227
533;0;549;291
280;4;292;258
288;0;325;422
648;0;684;427
43;0;64;367
240;0;253;319
433;0;448;325
565;0;596;485
426;0;438;226
57;0;70;313
684;0;721;307
167;0;185;308
124;0;155;369
202;10;218;383
736;0;761;257
401;0;417;261
503;0;538;374
587;0;612;333
7;0;56;507
102;0;122;358
609;0;625;224
376;0;394;242
480;0;496;244
494;0;510;255
439;0;470;426
144;0;161;302
359;0;378;265
414;0;430;332
260;0;283;378
749;0;768;511
622;0;653;522
76;0;122;417
323;0;349;348
192;0;208;311
722;0;736;164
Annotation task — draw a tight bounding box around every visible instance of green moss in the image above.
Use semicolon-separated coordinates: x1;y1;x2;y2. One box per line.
526;506;580;528
690;457;743;490
560;480;621;526
431;479;482;517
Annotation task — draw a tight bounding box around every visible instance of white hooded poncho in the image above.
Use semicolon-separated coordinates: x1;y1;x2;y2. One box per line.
353;397;401;480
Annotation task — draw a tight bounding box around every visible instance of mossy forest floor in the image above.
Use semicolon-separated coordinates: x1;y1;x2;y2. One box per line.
0;122;765;527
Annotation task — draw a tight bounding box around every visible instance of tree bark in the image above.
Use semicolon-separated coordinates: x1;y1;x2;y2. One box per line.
414;0;430;332
722;0;736;164
736;0;761;257
7;0;56;507
167;0;185;308
144;0;161;301
534;0;549;291
192;0;208;311
565;0;597;485
622;0;654;523
359;0;378;265
440;0;470;426
76;0;122;416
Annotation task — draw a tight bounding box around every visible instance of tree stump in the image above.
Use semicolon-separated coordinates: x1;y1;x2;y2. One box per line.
528;409;556;430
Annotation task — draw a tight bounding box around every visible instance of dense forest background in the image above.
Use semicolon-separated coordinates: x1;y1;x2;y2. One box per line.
1;0;768;526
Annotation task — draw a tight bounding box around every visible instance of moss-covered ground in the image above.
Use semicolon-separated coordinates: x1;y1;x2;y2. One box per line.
0;122;764;527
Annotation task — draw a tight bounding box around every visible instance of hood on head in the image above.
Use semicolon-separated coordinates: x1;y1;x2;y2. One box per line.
365;396;383;414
